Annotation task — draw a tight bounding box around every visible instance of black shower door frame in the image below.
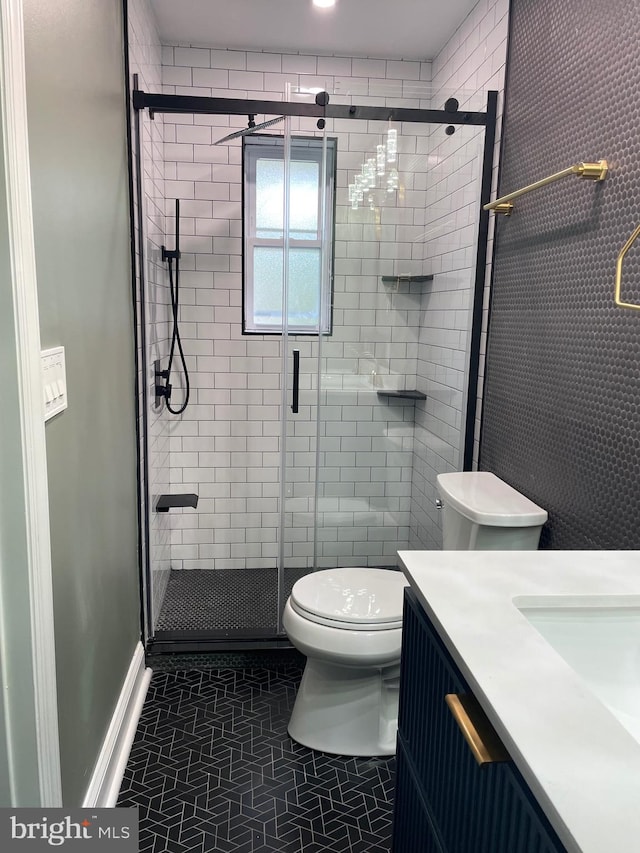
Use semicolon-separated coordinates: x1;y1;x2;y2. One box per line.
129;86;498;653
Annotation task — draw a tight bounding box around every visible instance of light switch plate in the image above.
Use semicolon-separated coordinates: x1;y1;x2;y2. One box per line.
41;346;67;422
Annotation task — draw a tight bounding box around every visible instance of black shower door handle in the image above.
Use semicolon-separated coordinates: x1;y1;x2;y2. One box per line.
291;349;300;414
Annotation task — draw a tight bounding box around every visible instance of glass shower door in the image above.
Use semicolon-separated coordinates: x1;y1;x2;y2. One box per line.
308;106;485;570
278;114;334;631
140;78;490;649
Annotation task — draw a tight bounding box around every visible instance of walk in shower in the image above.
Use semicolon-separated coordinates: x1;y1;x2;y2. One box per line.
131;76;497;652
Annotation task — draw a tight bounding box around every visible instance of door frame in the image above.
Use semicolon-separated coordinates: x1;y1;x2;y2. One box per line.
0;0;62;806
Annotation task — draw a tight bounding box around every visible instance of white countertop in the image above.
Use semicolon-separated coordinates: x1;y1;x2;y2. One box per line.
398;550;640;853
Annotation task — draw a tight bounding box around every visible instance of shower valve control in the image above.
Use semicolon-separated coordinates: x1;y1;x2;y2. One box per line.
154;359;171;408
435;499;444;509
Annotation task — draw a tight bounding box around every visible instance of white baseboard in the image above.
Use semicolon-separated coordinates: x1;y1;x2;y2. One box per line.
83;641;152;808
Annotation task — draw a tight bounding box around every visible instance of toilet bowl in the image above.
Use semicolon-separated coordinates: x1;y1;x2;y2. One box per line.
283;567;408;756
284;472;548;757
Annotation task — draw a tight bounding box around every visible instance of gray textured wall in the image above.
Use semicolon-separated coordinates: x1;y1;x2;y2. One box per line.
480;0;640;548
23;0;140;804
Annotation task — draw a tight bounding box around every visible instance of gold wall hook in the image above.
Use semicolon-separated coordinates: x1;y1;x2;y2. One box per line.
615;223;640;311
484;159;608;214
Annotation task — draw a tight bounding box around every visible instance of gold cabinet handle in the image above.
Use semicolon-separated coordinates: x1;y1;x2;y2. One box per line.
445;693;510;766
615;224;640;310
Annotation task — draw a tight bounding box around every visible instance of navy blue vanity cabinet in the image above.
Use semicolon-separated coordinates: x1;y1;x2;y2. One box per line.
392;588;566;853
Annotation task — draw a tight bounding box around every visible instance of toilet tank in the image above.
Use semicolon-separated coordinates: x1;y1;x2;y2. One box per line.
436;472;548;550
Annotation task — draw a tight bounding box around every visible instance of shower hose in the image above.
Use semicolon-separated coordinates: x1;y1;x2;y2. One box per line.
163;248;190;415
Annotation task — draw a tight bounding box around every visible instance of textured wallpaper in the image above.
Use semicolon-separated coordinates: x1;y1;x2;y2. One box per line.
480;0;640;548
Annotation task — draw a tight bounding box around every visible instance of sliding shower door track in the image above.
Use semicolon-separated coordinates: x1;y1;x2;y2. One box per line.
133;90;489;127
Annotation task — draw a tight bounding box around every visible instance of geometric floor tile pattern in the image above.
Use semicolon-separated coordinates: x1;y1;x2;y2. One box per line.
117;667;395;852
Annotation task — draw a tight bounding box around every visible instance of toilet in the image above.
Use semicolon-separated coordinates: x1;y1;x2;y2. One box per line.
283;471;548;756
283;567;408;756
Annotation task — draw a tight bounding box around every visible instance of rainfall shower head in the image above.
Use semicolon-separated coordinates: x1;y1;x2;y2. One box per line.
214;114;285;145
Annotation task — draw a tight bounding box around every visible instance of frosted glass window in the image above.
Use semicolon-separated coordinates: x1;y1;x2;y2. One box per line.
256;160;320;239
244;135;335;334
253;247;283;326
253;247;321;328
255;160;284;238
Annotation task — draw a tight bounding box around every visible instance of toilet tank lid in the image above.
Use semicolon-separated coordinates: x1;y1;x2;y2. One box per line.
291;568;408;625
436;472;548;527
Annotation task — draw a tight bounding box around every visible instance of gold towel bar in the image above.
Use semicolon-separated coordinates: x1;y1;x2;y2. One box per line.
484;160;608;215
615;224;640;311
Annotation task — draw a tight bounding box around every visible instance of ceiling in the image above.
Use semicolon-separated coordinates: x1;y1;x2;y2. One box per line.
149;0;479;61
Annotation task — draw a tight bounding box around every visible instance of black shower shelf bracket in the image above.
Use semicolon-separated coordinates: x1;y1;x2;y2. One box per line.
155;493;199;512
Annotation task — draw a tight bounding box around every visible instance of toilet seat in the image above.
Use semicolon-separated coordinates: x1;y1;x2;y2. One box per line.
290;568;407;631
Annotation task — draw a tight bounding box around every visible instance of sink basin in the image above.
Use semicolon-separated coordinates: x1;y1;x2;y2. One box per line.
514;595;640;743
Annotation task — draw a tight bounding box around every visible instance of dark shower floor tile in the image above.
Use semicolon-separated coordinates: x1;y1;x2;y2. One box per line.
156;568;308;633
118;667;395;853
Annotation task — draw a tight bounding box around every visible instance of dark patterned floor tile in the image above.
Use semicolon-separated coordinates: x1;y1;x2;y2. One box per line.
118;667;394;852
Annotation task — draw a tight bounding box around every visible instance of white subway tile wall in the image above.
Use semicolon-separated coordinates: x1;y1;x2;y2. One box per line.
128;0;172;619
131;0;509;586
160;47;443;569
409;0;509;549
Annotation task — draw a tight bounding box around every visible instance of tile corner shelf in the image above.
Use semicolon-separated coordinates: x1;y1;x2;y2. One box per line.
377;390;427;401
381;275;434;284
